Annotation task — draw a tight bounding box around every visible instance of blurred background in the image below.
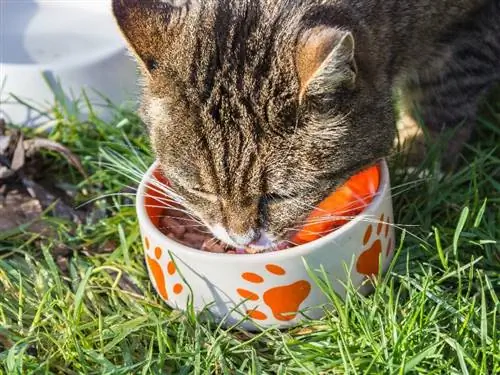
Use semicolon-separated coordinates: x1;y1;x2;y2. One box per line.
0;0;138;126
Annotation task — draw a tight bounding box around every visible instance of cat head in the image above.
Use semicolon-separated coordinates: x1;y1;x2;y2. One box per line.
113;0;394;249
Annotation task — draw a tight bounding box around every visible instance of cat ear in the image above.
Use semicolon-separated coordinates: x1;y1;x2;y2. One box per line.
296;27;357;102
112;0;191;74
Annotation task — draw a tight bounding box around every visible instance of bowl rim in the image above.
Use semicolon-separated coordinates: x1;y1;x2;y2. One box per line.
1;0;127;71
136;159;390;262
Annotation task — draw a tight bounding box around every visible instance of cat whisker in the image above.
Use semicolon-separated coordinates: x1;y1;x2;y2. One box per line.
141;200;205;224
146;179;184;202
99;150;184;202
389;177;430;191
142;193;179;206
75;192;139;209
119;133;150;171
151;217;206;228
155;217;207;227
286;215;428;246
99;153;148;180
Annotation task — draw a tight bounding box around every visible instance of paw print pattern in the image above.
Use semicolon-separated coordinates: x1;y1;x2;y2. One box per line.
356;214;394;276
144;236;184;300
237;264;311;322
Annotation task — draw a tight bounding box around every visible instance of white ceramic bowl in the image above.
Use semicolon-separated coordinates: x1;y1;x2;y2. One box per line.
136;160;395;330
0;0;138;126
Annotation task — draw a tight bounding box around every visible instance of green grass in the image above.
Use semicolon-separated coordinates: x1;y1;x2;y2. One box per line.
0;91;499;374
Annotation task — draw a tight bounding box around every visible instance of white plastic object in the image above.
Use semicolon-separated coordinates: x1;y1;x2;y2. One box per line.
0;0;139;126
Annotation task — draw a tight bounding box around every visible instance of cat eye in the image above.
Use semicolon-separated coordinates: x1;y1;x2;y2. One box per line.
264;192;296;203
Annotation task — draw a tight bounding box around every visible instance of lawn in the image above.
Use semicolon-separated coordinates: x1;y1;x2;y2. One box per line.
0;90;498;374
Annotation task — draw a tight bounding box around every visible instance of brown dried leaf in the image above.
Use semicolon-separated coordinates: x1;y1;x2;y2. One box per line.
106;270;144;296
56;256;70;275
24;138;87;178
0;166;15;179
0;190;43;232
22;178;83;224
0;333;13;350
10;133;25;171
0;135;11;154
52;243;72;258
231;331;256;341
101;240;117;253
291;324;329;335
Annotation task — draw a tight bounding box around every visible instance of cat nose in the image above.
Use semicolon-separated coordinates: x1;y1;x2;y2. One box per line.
229;229;260;247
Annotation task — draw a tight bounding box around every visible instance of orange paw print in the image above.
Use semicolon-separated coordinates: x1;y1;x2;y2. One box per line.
237;264;311;322
356;214;394;276
144;237;184;300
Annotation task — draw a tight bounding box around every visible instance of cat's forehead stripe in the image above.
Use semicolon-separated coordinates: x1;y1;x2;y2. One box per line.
201;119;261;197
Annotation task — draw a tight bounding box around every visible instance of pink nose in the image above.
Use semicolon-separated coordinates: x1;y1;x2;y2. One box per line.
248;232;264;246
248;232;275;248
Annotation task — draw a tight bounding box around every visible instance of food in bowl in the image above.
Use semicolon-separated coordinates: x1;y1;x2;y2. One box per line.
136;159;395;330
149;164;381;254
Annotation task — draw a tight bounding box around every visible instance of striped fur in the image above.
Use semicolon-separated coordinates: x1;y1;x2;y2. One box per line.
113;0;499;245
401;0;500;166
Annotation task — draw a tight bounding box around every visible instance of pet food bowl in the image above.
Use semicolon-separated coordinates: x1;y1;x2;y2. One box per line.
0;0;138;126
136;160;395;330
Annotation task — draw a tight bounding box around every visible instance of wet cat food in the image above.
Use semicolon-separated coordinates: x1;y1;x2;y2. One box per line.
158;209;242;254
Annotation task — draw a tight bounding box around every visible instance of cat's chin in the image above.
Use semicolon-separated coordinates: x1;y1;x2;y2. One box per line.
207;225;291;252
245;229;299;252
244;230;292;252
245;240;290;253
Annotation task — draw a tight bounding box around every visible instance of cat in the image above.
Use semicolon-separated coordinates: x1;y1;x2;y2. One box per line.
112;0;499;250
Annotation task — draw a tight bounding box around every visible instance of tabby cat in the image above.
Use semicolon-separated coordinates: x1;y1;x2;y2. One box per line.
112;0;499;249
